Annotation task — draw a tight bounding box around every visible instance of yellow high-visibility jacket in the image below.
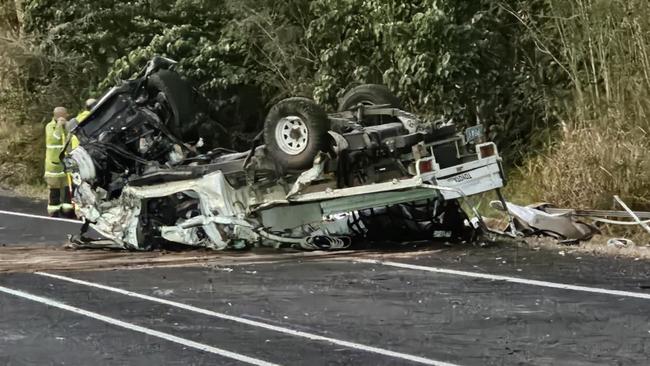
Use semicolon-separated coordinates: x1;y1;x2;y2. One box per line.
76;110;91;123
69;109;92;150
70;133;80;150
44;119;66;180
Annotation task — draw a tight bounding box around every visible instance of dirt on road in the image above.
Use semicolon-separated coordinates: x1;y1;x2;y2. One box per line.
0;244;382;273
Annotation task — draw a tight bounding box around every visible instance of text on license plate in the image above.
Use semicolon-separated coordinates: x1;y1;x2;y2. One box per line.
449;172;472;183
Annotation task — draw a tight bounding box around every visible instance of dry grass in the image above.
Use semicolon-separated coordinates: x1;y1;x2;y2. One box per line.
513;126;650;210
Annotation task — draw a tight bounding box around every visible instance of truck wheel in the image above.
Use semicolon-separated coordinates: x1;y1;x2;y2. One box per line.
264;97;330;170
338;84;401;111
338;84;401;125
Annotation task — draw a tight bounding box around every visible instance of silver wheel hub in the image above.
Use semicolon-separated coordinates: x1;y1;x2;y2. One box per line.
275;116;309;155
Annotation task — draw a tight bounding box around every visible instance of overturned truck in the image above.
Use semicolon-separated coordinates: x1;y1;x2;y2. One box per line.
64;57;508;250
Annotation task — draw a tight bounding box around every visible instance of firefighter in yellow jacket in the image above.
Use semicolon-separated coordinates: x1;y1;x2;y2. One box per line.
44;107;74;217
64;98;97;151
76;98;97;123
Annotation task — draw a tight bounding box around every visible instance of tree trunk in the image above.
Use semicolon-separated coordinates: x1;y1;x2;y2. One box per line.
0;0;20;36
14;0;25;27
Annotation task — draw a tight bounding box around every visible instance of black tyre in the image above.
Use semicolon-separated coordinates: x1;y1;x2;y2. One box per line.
147;70;195;136
264;97;330;170
338;84;401;125
338;84;401;111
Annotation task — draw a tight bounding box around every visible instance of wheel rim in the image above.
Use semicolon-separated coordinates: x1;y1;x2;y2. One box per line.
275;116;309;155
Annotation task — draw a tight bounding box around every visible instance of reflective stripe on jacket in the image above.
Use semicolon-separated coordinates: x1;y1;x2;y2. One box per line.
71;110;90;150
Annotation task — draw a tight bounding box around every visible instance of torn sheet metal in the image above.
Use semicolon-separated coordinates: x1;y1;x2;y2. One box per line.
75;171;254;250
286;153;327;197
491;201;599;241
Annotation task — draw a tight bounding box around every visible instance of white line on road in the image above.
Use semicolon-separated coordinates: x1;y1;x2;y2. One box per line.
356;259;650;300
0;209;81;224
37;271;459;366
0;285;277;366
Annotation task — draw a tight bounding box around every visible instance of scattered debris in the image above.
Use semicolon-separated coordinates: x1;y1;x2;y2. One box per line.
613;195;650;234
540;201;650;237
491;198;650;249
490;201;598;241
607;238;635;248
523;236;650;260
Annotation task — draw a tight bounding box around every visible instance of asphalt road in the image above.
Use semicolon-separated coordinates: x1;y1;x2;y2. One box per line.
1;193;649;365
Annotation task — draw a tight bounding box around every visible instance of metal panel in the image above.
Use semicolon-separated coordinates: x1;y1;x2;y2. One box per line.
434;155;500;179
290;177;425;203
319;189;439;215
259;203;323;231
435;163;504;200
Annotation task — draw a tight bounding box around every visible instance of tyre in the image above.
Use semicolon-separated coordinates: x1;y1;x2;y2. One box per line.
264;97;330;170
338;84;401;111
338;84;401;125
147;70;195;137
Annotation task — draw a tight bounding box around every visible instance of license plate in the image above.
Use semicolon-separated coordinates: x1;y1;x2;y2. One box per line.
447;172;473;183
464;125;484;143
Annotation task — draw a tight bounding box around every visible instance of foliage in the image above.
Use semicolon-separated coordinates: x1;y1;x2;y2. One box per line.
97;1;248;92
0;35;90;122
24;0;166;77
101;0;317;138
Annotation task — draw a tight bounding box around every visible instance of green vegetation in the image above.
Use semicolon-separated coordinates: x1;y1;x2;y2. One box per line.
1;0;648;216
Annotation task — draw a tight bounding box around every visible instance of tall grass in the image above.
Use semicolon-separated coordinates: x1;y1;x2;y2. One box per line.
512;0;650;212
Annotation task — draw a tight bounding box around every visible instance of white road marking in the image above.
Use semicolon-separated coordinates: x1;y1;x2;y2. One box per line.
356;259;650;300
0;285;277;366
0;209;80;224
37;272;459;366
